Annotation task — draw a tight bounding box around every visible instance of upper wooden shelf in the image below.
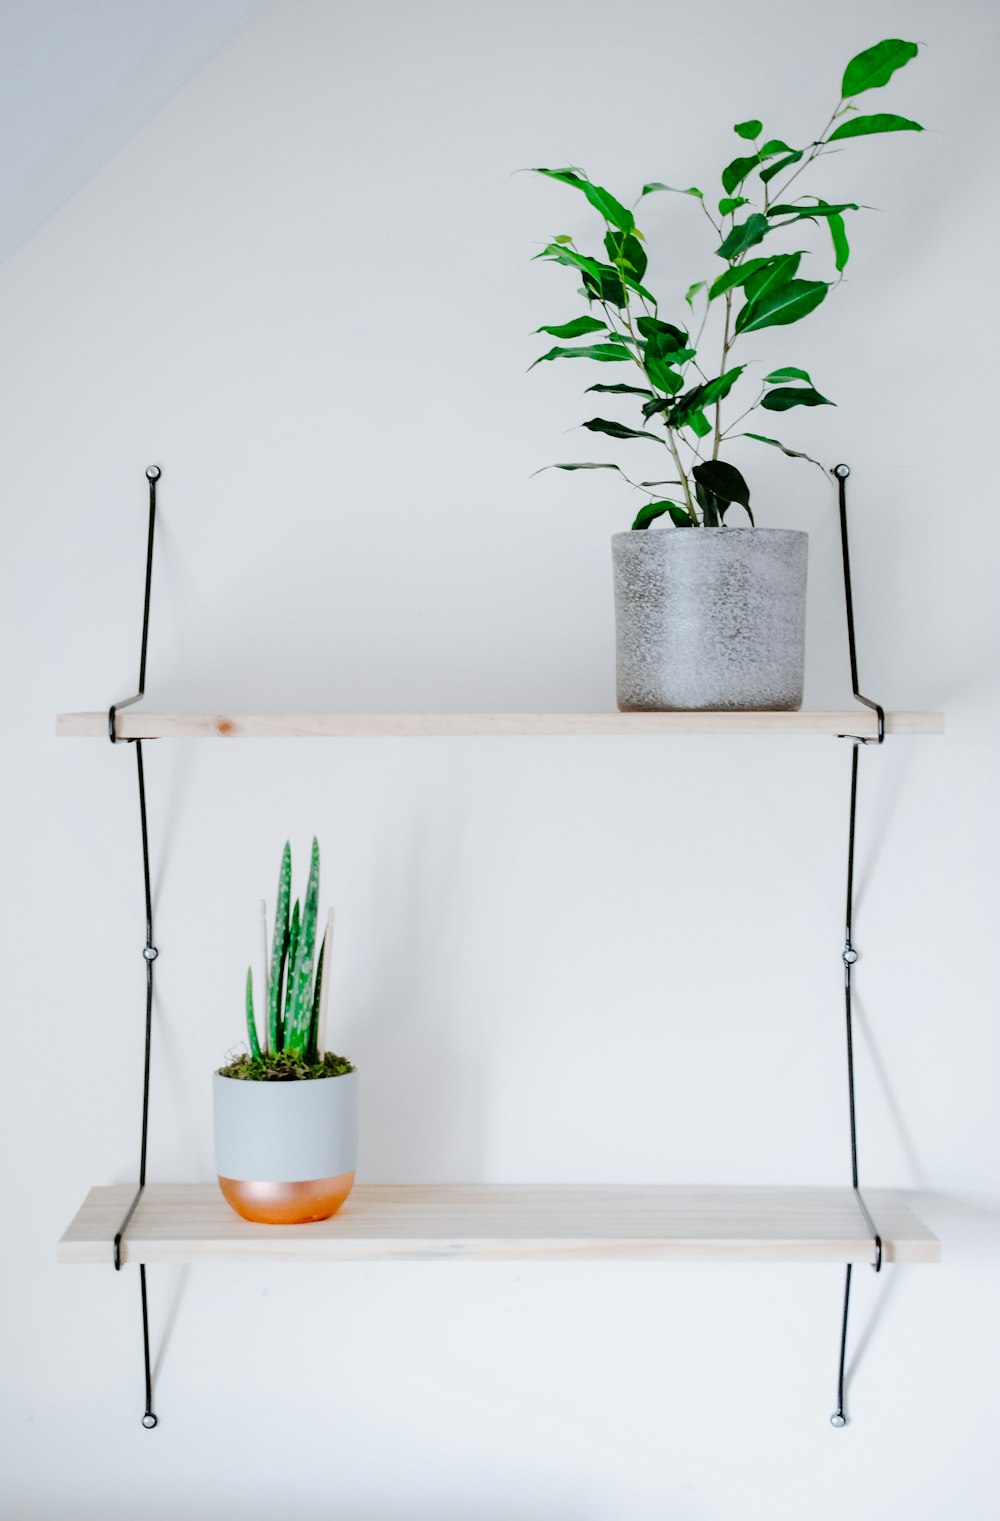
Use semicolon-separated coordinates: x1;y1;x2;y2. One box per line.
57;711;944;740
59;1183;939;1266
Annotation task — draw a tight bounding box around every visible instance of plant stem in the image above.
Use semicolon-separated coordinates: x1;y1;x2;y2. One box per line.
713;290;733;460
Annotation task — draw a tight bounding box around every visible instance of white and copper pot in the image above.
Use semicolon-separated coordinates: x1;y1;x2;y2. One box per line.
213;1070;358;1224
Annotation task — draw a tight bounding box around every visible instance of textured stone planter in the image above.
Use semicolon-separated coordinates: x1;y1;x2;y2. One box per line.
213;1069;358;1224
612;527;808;711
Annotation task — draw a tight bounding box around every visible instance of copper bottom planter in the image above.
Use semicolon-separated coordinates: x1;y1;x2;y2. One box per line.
213;1069;358;1224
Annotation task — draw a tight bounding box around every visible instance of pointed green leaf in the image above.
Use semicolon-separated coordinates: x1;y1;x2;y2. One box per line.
842;39;919;98
530;343;632;369
686;410;712;439
632;501;695;530
531;462;631;476
308;936;325;1062
268;842;291;1054
693;459;751;507
760;385;834;411
764;367;813;383
758;138;794;157
641;182;703;199
281;898;301;1050
533;168;635;231
684;281;707;306
605;228;648;282
586;382;655;396
741;432;828;473
827;113;923;142
828;211;850;271
768;201;860;219
717;213;771;260
734;119;763;140
636;316;689;348
245;967;261;1059
721;155;760;196
742;252;802;305
759;150;803;184
719;197;749;217
582;417;665;443
736;278;829;333
644;357;686;394
286;838;320;1058
535;315;606;339
709;256;771;300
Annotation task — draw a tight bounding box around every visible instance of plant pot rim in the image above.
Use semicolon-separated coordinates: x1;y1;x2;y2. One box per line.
213;1067;357;1083
612;526;808;545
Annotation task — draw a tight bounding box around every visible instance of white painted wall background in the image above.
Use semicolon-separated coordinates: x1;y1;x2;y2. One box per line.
2;1;998;1515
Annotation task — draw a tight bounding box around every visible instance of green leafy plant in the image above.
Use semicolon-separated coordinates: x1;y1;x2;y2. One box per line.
220;838;353;1080
528;38;923;529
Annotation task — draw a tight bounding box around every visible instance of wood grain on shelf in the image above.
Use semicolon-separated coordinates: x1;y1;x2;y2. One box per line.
56;711;944;739
58;1183;940;1266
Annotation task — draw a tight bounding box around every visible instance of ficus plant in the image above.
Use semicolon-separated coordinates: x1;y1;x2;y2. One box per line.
220;838;353;1081
528;38;923;529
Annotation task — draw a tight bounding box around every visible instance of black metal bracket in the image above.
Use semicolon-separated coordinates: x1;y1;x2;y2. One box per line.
829;464;884;1430
108;465;161;1430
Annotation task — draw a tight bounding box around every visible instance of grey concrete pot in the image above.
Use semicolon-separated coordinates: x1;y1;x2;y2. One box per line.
213;1069;358;1224
612;527;808;711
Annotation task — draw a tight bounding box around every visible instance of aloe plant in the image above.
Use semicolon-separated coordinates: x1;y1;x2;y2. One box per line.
528;38;923;528
245;838;329;1065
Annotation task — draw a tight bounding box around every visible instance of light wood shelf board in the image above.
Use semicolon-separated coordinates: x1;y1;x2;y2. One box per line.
57;711;944;740
59;1183;939;1266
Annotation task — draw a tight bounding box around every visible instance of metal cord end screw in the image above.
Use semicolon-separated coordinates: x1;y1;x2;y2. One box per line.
843;946;858;966
142;1412;158;1429
145;465;161;481
832;463;851;480
830;1412;847;1428
143;945;158;962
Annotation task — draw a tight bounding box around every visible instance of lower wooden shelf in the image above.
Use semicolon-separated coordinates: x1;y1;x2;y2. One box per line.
59;1183;939;1266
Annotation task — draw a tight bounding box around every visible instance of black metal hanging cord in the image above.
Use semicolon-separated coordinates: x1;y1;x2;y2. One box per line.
829;463;885;1430
108;464;161;1430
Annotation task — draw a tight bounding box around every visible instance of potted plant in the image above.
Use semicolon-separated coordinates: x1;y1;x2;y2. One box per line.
213;838;357;1224
528;38;923;711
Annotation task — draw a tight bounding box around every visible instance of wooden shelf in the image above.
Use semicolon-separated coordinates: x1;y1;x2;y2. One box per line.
59;1184;939;1266
57;710;944;740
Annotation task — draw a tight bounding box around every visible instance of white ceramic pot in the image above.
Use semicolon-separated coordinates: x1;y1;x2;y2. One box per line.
213;1069;358;1224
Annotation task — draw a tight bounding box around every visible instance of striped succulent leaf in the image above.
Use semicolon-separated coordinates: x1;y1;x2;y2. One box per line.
307;935;326;1062
286;838;320;1058
267;843;291;1054
245;967;261;1059
281;899;301;1052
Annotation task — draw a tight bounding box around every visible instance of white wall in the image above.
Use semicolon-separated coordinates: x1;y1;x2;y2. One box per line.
2;1;998;1516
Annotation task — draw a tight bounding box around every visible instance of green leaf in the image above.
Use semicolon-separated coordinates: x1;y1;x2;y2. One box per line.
245;967;261;1060
530;343;632;369
632;501;694;529
684;281;707;306
741;432;828;473
637;316;689;348
827;113;923;142
586;382;655;396
742;252;802;304
709;256;771;299
721;155;760;195
268;842;292;1055
533;168;635;231
760;385;834;411
842;39;919;98
671;367;745;425
717;213;771;260
759;150;803;184
639;479;685;488
531;462;631;476
719;196;749;217
828;211;850;271
605;228;648;282
286;838;321;1059
735;278;828;333
552;234;573;244
686;410;712;439
644;357;686;394
693;459;751;507
768;200;860;219
734;119;762;140
758;138;794;157
535;315;606;339
763;367;813;383
582;417;665;443
641;182;703;199
695;481;719;527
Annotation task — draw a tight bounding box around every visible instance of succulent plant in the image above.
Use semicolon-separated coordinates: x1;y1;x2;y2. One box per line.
245;838;331;1065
